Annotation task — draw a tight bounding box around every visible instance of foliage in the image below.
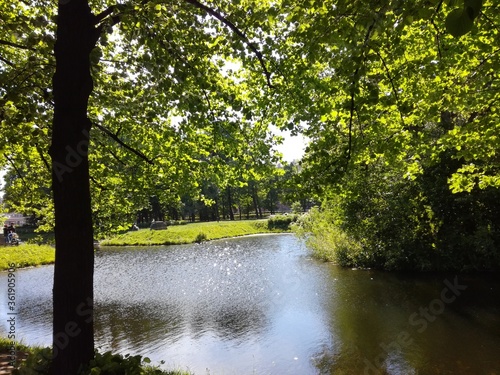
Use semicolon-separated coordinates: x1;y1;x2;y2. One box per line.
292;206;366;266
267;214;299;231
1;0;284;237
10;347;191;375
296;152;500;271
194;232;207;243
81;351;191;375
100;219;279;246
0;244;55;270
290;202;303;214
262;0;500;271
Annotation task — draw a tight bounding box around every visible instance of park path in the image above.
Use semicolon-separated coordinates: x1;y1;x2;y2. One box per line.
0;352;14;375
0;351;28;374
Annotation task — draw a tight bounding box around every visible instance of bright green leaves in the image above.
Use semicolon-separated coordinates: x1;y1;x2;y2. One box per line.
445;0;483;38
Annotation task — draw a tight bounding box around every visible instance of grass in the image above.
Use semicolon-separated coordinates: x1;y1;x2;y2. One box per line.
0;244;55;271
101;219;281;246
0;220;288;269
0;338;192;375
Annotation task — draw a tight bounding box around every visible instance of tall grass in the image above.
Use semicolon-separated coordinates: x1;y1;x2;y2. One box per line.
292;206;365;266
101;219;279;246
0;244;55;270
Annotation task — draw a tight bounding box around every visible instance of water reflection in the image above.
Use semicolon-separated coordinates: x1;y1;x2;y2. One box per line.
1;234;499;374
319;269;500;375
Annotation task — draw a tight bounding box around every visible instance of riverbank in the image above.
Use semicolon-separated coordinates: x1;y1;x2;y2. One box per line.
0;339;191;375
0;244;55;271
0;220;289;270
100;219;285;246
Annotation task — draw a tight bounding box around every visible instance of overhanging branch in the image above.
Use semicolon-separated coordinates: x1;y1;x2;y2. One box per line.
0;39;35;51
182;0;273;88
93;122;154;164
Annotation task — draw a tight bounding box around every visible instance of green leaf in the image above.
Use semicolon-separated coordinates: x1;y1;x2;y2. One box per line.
464;0;482;19
445;8;474;38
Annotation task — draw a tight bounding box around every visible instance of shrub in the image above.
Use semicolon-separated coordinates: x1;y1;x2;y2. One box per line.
292;206;367;267
267;214;299;230
290;202;303;214
194;232;207;243
13;349;191;375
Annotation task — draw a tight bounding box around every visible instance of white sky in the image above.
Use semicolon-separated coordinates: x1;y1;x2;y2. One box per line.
274;129;308;162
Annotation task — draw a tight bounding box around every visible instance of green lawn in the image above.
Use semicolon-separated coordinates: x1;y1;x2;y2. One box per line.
101;219;279;246
0;244;55;271
0;220;284;269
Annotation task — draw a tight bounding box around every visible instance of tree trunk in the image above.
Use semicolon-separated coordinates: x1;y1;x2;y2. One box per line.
252;185;260;218
227;186;234;220
50;1;96;373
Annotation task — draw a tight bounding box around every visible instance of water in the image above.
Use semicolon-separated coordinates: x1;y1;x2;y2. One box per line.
1;234;499;374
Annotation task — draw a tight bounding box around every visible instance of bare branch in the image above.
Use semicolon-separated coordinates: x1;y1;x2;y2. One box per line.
373;49;406;129
347;19;377;161
93;122;154;164
94;6;116;25
90;175;108;191
35;144;52;173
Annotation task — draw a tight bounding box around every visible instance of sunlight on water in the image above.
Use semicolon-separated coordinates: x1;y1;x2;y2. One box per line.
1;233;499;374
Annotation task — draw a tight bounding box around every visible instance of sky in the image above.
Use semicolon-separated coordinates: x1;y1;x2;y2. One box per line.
275;130;308;162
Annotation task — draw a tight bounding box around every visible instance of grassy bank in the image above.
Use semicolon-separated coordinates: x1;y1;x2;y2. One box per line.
101;219;282;246
0;338;191;375
0;244;55;271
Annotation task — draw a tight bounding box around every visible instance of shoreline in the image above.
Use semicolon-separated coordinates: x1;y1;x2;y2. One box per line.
0;231;290;271
99;230;291;247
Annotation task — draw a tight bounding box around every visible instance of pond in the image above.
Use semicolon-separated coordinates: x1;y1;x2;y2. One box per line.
1;234;500;374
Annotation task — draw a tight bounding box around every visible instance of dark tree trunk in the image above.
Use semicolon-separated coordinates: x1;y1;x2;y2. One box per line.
252;185;260;218
227;186;234;220
215;196;220;222
50;1;97;373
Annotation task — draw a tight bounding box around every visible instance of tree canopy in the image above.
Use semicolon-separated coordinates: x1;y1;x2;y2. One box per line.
1;0;286;235
1;0;500;372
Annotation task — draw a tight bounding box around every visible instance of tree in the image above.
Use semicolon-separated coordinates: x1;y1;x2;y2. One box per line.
3;0;278;373
277;0;500;270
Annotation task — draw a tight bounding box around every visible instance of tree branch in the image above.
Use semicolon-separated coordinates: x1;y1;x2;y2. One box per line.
89;175;108;191
94;6;116;25
93;122;154;164
0;55;14;67
3;153;33;194
182;0;273;88
347;19;377;161
374;49;406;129
35;144;52;173
0;39;35;51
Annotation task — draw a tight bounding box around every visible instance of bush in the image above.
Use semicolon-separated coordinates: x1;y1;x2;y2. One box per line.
292;206;367;266
267;214;299;230
13;349;191;375
305;150;500;272
194;232;207;243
